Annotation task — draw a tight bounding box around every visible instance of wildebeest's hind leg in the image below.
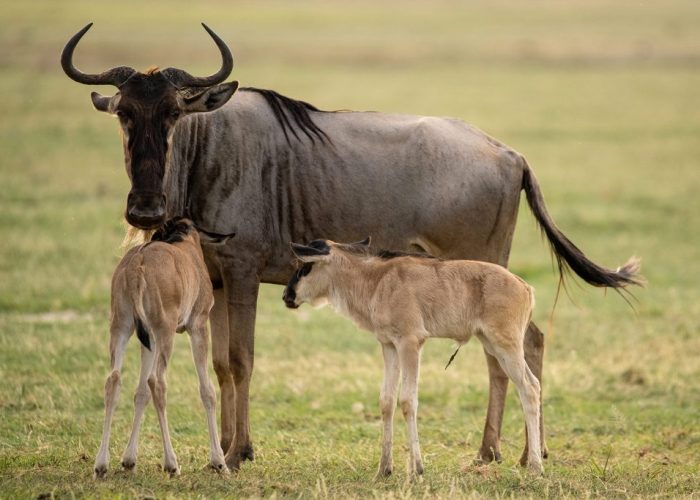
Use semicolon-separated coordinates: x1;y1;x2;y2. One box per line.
121;343;155;471
487;337;543;475
148;325;180;476
210;289;235;454
477;322;546;464
396;335;424;476
221;267;260;470
94;314;133;479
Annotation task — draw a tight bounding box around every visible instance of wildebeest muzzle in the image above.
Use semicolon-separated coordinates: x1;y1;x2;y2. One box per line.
126;191;166;229
282;287;299;309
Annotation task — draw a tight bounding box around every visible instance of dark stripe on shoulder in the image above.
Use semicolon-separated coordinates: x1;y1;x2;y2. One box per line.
241;87;331;145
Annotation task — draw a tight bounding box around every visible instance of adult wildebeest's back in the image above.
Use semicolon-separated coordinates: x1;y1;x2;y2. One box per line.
173;91;524;283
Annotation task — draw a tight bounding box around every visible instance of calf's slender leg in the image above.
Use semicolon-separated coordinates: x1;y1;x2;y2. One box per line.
94;320;132;479
189;322;228;474
148;328;180;476
520;322;547;465
210;289;235;453
121;344;155;471
378;342;400;477
478;321;546;464
396;336;424;476
489;339;543;475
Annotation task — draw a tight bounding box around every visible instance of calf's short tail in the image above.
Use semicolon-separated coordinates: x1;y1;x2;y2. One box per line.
133;265;152;351
136;319;151;350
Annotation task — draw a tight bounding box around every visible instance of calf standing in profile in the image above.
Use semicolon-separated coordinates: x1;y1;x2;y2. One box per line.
94;217;232;478
283;238;543;476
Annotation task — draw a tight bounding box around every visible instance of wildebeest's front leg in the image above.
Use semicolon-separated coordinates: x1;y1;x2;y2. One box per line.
397;335;424;476
210;289;235;454
477;321;546;464
221;265;260;471
378;342;400;477
94;317;132;478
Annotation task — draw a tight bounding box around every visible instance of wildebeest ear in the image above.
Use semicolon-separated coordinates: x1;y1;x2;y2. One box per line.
290;241;330;262
182;81;239;113
198;228;235;246
91;91;114;113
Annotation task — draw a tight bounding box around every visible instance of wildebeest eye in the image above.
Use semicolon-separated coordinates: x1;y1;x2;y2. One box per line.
169;110;181;120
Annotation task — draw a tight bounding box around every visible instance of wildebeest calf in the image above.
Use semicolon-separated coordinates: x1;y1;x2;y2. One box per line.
283;238;544;475
94;217;231;478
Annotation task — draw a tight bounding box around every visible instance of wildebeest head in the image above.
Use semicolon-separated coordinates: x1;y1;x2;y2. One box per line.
283;237;371;309
62;23;238;229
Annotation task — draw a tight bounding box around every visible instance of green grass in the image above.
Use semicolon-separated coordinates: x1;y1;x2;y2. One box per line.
1;0;699;497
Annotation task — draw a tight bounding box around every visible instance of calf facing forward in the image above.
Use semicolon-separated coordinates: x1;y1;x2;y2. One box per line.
283;238;543;475
94;218;231;478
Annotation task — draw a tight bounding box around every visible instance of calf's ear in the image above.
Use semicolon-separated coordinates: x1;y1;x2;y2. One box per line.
290;242;330;262
353;237;371;247
182;81;238;113
198;229;235;246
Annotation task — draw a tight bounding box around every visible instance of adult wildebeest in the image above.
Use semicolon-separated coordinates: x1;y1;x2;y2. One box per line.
62;23;641;471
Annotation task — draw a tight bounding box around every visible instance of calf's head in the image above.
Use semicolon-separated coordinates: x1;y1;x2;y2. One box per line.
152;216;236;248
62;23;238;229
283;237;371;309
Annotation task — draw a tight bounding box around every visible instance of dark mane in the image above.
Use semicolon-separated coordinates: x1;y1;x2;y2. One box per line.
151;217;191;244
335;245;438;261
376;250;439;261
242;87;331;145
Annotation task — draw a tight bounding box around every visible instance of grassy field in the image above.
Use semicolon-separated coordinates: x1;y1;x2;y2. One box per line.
1;0;699;497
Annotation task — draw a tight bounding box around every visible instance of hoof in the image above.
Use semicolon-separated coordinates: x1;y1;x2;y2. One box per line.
93;465;107;479
240;445;255;462
526;459;544;476
474;449;502;465
225;445;254;470
210;462;230;475
164;464;181;477
376;466;392;479
225;454;240;471
121;459;136;471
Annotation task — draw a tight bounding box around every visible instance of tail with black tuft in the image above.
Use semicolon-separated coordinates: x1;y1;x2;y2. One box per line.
136;318;151;350
521;162;644;289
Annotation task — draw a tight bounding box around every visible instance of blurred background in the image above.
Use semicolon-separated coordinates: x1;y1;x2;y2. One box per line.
1;1;698;496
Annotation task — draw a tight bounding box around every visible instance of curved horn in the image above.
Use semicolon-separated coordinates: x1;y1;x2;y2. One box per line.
61;23;136;87
161;23;233;88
